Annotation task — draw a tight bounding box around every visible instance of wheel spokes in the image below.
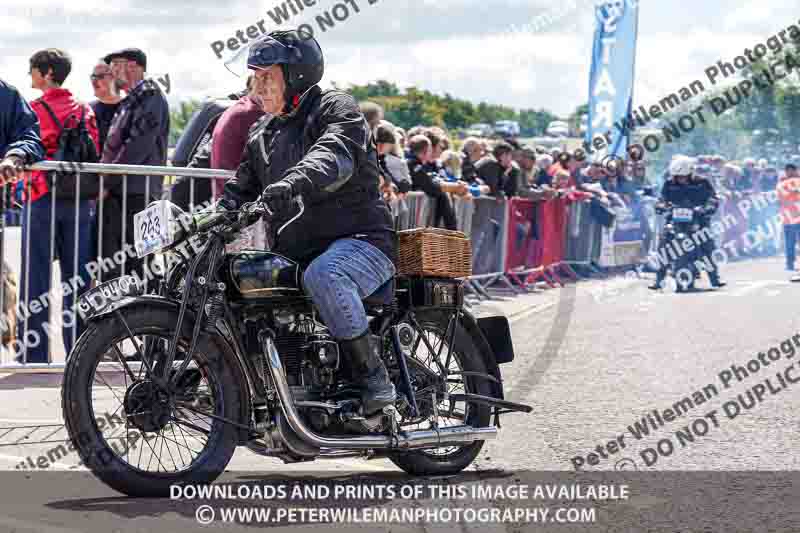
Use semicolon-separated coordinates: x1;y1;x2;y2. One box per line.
88;333;219;475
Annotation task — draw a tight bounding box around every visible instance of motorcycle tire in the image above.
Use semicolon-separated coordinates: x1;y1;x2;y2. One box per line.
387;309;492;476
62;305;241;497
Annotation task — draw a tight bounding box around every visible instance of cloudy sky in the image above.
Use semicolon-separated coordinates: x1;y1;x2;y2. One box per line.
0;0;797;117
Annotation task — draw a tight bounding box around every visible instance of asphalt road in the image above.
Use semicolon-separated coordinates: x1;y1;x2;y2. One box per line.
0;256;797;531
483;255;800;473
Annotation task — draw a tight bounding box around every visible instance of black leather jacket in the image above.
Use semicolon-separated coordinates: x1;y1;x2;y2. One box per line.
657;176;719;224
101;78;170;197
223;85;394;264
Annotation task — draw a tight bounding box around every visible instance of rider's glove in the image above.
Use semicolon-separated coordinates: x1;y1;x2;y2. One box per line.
238;201;268;225
260;180;295;215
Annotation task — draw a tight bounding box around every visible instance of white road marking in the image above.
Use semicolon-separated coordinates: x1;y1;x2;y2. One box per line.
721;280;791;297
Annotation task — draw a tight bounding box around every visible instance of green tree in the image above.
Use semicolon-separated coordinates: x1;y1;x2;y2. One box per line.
168;100;203;147
338;79;558;134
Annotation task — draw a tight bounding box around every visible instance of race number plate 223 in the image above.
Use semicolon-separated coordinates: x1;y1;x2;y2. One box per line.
134;200;173;258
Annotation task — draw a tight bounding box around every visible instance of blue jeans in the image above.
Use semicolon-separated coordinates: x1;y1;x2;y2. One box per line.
302;238;395;340
18;194;93;363
785;224;800;270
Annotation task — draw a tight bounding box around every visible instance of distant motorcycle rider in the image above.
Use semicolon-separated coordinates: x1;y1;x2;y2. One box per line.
649;156;725;290
219;30;396;415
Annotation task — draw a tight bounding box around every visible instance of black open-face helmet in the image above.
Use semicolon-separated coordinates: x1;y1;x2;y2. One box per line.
247;29;324;103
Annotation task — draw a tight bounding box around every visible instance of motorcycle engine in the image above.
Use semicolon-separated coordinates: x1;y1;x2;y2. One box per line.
245;312;387;436
245;313;339;390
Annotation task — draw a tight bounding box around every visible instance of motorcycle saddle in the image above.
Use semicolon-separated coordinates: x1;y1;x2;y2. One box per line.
362;278;395;307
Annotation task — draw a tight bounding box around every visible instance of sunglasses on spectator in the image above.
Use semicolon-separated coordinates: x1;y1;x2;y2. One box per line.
90;73;111;81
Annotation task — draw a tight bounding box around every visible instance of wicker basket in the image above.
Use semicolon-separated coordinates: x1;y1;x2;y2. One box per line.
397;228;472;278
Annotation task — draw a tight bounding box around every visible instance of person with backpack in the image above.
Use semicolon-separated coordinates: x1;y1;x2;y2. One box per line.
168;77;266;251
169;92;244;211
21;48;100;363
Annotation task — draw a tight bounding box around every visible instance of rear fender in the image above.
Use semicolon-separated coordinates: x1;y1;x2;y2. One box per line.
88;296;254;443
458;311;505;400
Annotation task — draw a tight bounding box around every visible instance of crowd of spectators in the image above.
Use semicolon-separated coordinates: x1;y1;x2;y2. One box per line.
360;100;655;237
362;102;800;276
0;46;168;362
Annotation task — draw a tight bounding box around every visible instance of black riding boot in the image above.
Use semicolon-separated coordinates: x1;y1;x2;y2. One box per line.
649;268;666;290
707;266;726;288
340;332;396;415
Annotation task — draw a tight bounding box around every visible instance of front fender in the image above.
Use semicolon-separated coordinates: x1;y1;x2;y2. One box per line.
88;294;179;322
87;295;254;443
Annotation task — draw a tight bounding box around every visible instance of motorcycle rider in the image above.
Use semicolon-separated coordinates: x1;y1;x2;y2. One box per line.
650;156;723;290
219;30;397;415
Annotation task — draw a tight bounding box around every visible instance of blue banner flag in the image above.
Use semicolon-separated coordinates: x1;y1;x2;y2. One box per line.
585;0;640;159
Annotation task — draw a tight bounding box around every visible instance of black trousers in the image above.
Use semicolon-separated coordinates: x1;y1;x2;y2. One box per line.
100;193;150;282
698;233;722;283
431;190;458;231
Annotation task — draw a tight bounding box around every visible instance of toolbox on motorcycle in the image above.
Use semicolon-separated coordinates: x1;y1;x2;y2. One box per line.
397;228;472;278
399;277;465;309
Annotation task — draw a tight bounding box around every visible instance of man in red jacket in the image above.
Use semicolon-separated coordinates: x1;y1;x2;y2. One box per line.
18;48;100;364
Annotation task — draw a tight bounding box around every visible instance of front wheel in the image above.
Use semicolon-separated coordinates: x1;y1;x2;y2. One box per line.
387;310;493;475
61;306;241;497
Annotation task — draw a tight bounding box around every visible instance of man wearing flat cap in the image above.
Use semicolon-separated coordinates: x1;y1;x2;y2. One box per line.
100;47;170;281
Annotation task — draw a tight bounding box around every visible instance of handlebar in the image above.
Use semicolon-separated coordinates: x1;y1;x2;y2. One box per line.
193;195;305;236
195;209;233;233
656;204;714;218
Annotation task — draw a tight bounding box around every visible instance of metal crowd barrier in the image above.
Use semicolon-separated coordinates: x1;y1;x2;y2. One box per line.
0;161;665;372
0;161;234;372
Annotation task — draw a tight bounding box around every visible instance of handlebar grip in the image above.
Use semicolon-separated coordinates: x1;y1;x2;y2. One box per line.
195;210;229;233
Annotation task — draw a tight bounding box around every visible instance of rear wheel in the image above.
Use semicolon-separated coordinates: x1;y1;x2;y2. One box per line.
61;306;241;497
387;310;492;475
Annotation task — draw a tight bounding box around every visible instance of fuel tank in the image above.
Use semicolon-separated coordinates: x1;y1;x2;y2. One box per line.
223;251;302;299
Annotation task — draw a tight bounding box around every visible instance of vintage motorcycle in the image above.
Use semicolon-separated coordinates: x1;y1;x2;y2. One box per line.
61;198;531;497
655;201;709;291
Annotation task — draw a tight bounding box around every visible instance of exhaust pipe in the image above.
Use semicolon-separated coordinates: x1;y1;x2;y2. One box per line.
261;334;497;450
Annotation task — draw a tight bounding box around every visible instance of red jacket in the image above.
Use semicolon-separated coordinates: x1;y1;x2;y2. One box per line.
26;88;100;202
778;176;800;225
210;95;265;198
